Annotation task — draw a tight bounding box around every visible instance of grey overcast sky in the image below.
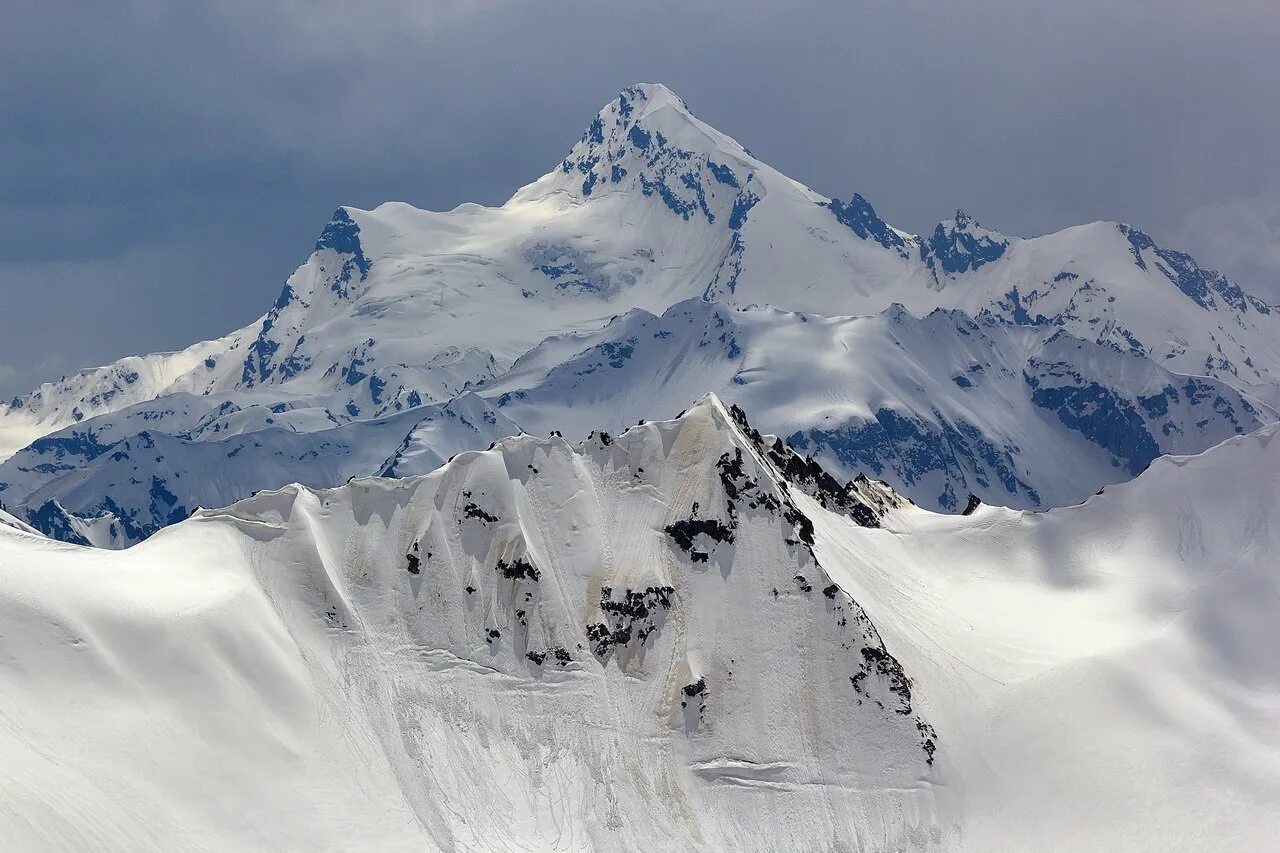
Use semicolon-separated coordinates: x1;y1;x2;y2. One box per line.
2;1;1278;397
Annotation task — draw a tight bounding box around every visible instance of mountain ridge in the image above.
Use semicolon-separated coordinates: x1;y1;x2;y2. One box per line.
4;394;1279;849
1;81;1277;546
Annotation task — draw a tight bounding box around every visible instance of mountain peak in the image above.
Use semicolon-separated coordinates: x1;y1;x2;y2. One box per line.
592;83;695;134
571;83;713;162
613;82;689;117
825;192;912;256
941;209;996;233
922;209;1010;276
1116;222;1261;313
312;207;371;280
527;82;765;228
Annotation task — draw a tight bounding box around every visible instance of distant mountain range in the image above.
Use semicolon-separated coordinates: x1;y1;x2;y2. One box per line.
2;82;1277;545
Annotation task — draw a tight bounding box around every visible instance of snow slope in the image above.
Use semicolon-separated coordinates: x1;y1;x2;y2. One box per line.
1;396;1277;850
814;417;1280;850
3;393;515;548
2;82;1277;544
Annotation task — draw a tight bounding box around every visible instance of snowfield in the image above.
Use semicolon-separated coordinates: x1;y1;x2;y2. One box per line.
1;396;1277;851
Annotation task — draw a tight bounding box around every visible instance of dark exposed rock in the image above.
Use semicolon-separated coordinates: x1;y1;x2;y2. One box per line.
723;401;898;528
496;556;540;582
856;646;913;715
782;505;815;547
716;447;752;500
665;517;735;555
916;720;938;765
463;502;499;524
587;585;676;657
681;676;709;717
585;622;613;655
525;646;572;668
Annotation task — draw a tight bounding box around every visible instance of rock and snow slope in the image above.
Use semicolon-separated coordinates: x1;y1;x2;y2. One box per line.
1;397;1278;851
2;82;1277;544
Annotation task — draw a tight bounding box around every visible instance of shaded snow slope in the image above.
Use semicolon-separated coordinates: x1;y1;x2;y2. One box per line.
483;298;1271;510
1;393;515;548
2;397;1277;850
4;297;1271;545
0;334;239;461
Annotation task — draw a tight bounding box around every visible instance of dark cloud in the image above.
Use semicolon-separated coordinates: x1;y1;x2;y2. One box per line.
2;0;1277;395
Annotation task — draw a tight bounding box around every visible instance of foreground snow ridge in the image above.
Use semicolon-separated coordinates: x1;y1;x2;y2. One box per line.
2;395;1279;851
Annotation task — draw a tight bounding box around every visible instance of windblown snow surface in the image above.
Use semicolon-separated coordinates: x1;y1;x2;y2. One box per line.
2;396;1278;851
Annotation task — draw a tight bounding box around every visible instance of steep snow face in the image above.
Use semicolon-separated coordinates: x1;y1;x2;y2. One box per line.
2;398;1278;850
0;396;936;852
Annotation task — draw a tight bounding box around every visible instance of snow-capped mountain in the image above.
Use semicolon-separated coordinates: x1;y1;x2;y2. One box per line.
5;296;1266;544
480;298;1269;510
3;393;515;548
2;82;1278;545
2;396;1277;850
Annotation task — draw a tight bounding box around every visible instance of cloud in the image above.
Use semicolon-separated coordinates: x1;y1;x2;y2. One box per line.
0;354;70;401
1;0;1278;393
1171;196;1280;301
0;236;283;398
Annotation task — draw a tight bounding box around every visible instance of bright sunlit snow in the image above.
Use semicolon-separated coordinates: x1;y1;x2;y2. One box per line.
1;398;1277;850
